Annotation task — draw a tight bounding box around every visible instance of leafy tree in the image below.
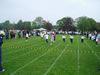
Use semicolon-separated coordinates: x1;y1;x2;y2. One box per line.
23;21;31;30
43;21;53;30
0;23;3;30
88;18;98;31
32;17;46;29
16;20;23;29
3;20;10;29
56;19;63;30
56;17;75;31
34;17;45;26
76;16;89;31
76;16;98;31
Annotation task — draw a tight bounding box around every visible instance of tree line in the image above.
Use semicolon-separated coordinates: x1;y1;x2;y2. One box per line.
0;16;100;32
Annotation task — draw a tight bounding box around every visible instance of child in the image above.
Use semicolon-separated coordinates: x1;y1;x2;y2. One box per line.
51;34;54;45
53;34;56;41
62;35;66;42
96;37;98;46
26;32;29;41
40;32;44;40
45;34;49;43
81;35;85;43
70;35;74;43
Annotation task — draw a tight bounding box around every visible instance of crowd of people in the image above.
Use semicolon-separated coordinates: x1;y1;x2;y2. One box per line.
3;30;100;46
87;32;100;46
0;30;100;72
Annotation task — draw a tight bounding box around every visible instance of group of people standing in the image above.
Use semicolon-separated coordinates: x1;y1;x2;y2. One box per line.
5;30;30;40
87;32;100;46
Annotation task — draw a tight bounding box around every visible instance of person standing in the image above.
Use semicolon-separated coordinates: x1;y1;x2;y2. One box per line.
0;35;5;72
81;35;85;43
89;33;92;40
96;37;98;46
62;35;66;42
26;31;29;41
5;31;9;40
70;35;74;43
18;31;21;38
53;34;56;41
45;34;49;43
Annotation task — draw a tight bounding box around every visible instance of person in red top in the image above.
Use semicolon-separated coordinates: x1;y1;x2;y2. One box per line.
53;34;56;41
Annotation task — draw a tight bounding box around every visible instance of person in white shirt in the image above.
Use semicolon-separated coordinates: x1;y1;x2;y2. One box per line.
89;33;92;40
40;32;44;39
70;35;74;43
45;34;49;43
26;31;29;41
62;35;66;42
81;35;85;43
26;33;29;40
96;37;98;46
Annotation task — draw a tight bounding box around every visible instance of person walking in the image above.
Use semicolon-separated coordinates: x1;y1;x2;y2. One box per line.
70;35;74;43
0;35;5;72
45;33;49;43
62;35;66;42
53;34;56;41
96;37;98;46
81;35;85;43
26;31;29;41
51;34;54;45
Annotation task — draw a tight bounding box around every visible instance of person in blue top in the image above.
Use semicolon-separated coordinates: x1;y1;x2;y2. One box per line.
0;34;5;72
5;30;9;40
18;31;21;38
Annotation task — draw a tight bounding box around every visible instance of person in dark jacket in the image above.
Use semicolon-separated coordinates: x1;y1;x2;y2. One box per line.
0;35;5;72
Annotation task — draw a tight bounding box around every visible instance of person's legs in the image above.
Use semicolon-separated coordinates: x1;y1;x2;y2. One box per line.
63;39;65;42
70;39;72;43
96;41;98;46
46;39;48;43
0;48;2;71
54;37;55;41
81;39;84;43
83;39;84;43
64;39;65;42
51;40;53;45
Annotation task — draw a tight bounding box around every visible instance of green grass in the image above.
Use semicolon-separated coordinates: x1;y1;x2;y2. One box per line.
0;35;100;75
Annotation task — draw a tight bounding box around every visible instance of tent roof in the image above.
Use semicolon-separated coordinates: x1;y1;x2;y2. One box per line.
34;28;47;31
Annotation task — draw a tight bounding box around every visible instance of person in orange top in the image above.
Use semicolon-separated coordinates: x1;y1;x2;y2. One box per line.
53;34;56;41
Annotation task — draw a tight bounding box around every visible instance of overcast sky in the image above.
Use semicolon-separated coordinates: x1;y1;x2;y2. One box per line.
0;0;100;24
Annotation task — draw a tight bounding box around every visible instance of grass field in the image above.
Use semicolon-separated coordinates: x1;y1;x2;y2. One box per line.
0;35;100;75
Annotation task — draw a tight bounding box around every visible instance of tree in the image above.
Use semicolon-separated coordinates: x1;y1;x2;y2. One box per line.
0;23;3;30
56;19;63;30
34;17;45;26
76;16;98;31
3;20;10;29
43;21;53;30
31;17;46;29
31;21;41;29
16;20;23;29
88;18;98;31
23;21;31;30
76;16;89;31
56;17;75;31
